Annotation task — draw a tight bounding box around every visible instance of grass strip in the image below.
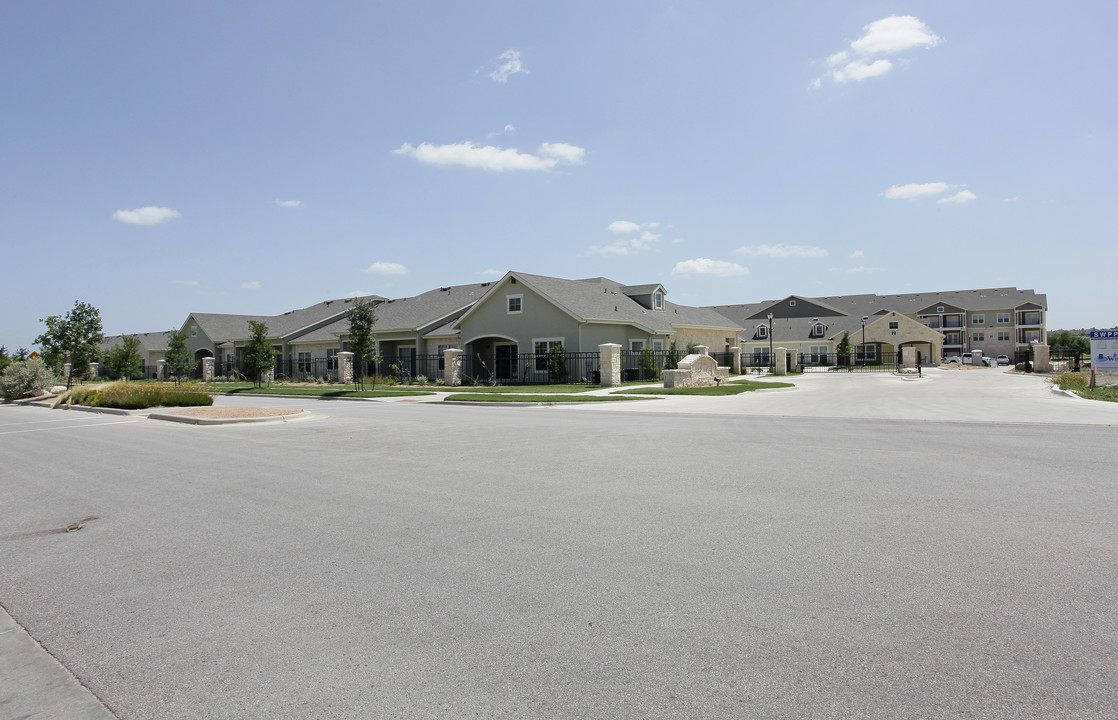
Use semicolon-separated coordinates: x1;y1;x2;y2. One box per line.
219;386;434;398
616;380;793;396
445;393;652;403
1050;371;1118;403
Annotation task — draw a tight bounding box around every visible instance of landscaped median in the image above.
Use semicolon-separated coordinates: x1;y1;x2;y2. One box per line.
614;379;794;395
215;385;434;399
1050;371;1118;402
53;381;213;409
443;393;652;403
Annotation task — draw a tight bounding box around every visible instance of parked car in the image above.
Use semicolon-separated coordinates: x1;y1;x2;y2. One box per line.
996;355;1010;365
942;353;972;365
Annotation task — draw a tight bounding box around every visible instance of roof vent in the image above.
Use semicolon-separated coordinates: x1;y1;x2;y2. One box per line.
614;306;618;311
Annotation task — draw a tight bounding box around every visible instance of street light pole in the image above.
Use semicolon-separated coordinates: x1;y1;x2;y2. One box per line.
767;312;774;374
861;316;869;366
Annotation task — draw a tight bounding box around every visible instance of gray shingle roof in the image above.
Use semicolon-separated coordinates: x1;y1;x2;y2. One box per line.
100;331;175;354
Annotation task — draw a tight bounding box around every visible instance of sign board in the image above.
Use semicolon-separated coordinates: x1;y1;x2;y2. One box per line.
1090;331;1118;370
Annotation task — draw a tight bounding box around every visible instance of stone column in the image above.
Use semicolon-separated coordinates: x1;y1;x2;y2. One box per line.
902;346;917;370
788;350;800;373
774;347;788;376
157;359;166;381
1032;344;1051;373
338;351;354;384
201;357;215;382
443;348;463;386
731;347;742;375
695;345;709;356
599;343;621;387
63;362;72;378
89;361;100;378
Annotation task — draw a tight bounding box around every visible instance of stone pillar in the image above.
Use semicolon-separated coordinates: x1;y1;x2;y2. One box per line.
731;346;742;375
201;357;215;382
443;348;463;386
774;347;788;376
599;343;622;387
89;361;100;378
1032;344;1051;373
788;350;801;373
902;346;917;370
157;359;166;381
695;345;709;356
338;351;354;384
63;362;72;378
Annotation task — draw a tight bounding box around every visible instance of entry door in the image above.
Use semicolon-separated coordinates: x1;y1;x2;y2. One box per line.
495;344;515;379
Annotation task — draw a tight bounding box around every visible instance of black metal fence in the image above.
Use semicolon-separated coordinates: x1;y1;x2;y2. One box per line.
798;352;899;373
460;352;601;385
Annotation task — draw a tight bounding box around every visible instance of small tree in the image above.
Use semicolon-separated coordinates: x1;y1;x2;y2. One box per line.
35;300;105;388
664;340;680;370
639;344;661;381
836;331;851;367
347;298;381;390
16;347;29;361
242;320;275;388
104;335;142;380
0;345;10;374
164;330;192;383
546;342;567;383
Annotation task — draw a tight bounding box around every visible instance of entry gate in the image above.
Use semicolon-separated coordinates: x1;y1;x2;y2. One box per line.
798;352;900;373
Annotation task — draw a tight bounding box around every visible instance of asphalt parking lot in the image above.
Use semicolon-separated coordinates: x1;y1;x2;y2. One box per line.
2;370;1116;719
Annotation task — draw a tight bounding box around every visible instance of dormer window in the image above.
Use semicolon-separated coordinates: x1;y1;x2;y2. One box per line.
812;323;825;337
653;291;664;310
756;325;768;339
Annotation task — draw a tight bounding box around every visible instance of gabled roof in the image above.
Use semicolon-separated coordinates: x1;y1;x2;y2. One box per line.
184;294;386;344
455;272;740;334
101;331;175;354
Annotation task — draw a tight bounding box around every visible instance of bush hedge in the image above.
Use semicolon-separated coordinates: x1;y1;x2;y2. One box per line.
56;381;213;409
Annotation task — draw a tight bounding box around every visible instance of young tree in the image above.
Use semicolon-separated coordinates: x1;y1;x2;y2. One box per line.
35;300;104;388
242;320;275;388
547;342;568;383
0;345;10;374
164;330;192;383
347;298;380;390
16;347;29;361
836;331;852;367
104;335;142;380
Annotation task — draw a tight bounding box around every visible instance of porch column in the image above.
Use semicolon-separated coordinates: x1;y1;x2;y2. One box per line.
902;346;917;370
599;343;621;387
774;347;788;376
695;345;709;356
338;352;353;384
201;357;215;382
788;350;800;373
444;348;463;386
731;346;742;374
157;359;166;381
1032;344;1051;373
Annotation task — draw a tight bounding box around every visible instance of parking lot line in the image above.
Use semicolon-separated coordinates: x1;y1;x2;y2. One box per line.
0;420;139;436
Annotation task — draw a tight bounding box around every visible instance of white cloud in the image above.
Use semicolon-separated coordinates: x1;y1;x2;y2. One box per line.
504;124;516;134
737;243;828;259
489;50;527;83
241;281;261;289
274;199;302;208
671;258;749;278
112;206;181;225
1003;196;1021;203
363;261;408;275
590;230;662;256
851;16;942;55
882;182;950;199
174;279;199;287
393;141;585;172
817;15;941;85
608;220;660;234
938;189;977;204
849;250;864;259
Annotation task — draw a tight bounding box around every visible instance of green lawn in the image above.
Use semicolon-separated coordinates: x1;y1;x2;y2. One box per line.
443;381;654;393
616;380;793;395
444;393;653;403
218;386;434;398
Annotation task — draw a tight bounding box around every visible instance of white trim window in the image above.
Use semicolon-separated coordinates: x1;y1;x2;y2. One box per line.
629;339;644;352
506;294;523;314
972;313;985;325
533;338;564;371
856;344;877;363
297;351;312;373
756;324;768;339
997;313;1011;324
809;345;829;364
326;348;339;371
652;339;665;351
654;291;664;310
997;331;1011;342
973;332;985;342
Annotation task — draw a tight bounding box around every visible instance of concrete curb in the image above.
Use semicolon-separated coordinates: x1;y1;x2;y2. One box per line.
147;410;314;425
0;604;119;719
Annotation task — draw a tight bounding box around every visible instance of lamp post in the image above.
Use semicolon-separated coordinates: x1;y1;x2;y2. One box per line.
861;315;869;367
767;312;774;374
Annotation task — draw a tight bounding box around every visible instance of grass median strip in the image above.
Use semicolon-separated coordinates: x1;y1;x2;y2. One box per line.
445;393;653;403
616;380;793;396
217;386;434;398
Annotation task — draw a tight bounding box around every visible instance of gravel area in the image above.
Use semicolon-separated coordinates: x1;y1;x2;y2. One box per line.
153;406;300;419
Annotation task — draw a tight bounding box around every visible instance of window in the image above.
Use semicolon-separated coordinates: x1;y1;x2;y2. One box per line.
756;325;767;339
652;339;665;351
436;344;452;371
654;292;664;310
927;319;940;328
1023;330;1040;343
888;321;899;330
997;331;1011;342
809;345;829;364
752;347;771;363
813;323;825;336
629;340;644;352
937;306;944;313
789;300;797;307
997;313;1011;324
533;338;563;371
972;314;985;325
973;332;985;342
297;351;312;373
190;325;198;338
856;344;877;363
326;348;338;371
506;294;522;314
1020;312;1041;325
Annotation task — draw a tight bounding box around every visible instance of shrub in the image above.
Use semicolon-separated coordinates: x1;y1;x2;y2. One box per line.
0;359;60;400
1051;371;1088;392
415;374;427;385
55;381;213;409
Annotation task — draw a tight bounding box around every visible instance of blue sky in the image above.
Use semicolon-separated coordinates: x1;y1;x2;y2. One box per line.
3;1;1115;349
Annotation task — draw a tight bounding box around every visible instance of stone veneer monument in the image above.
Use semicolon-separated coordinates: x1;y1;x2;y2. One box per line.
662;346;730;388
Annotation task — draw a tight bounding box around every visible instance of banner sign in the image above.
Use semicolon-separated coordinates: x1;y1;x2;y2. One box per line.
1091;331;1118;370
